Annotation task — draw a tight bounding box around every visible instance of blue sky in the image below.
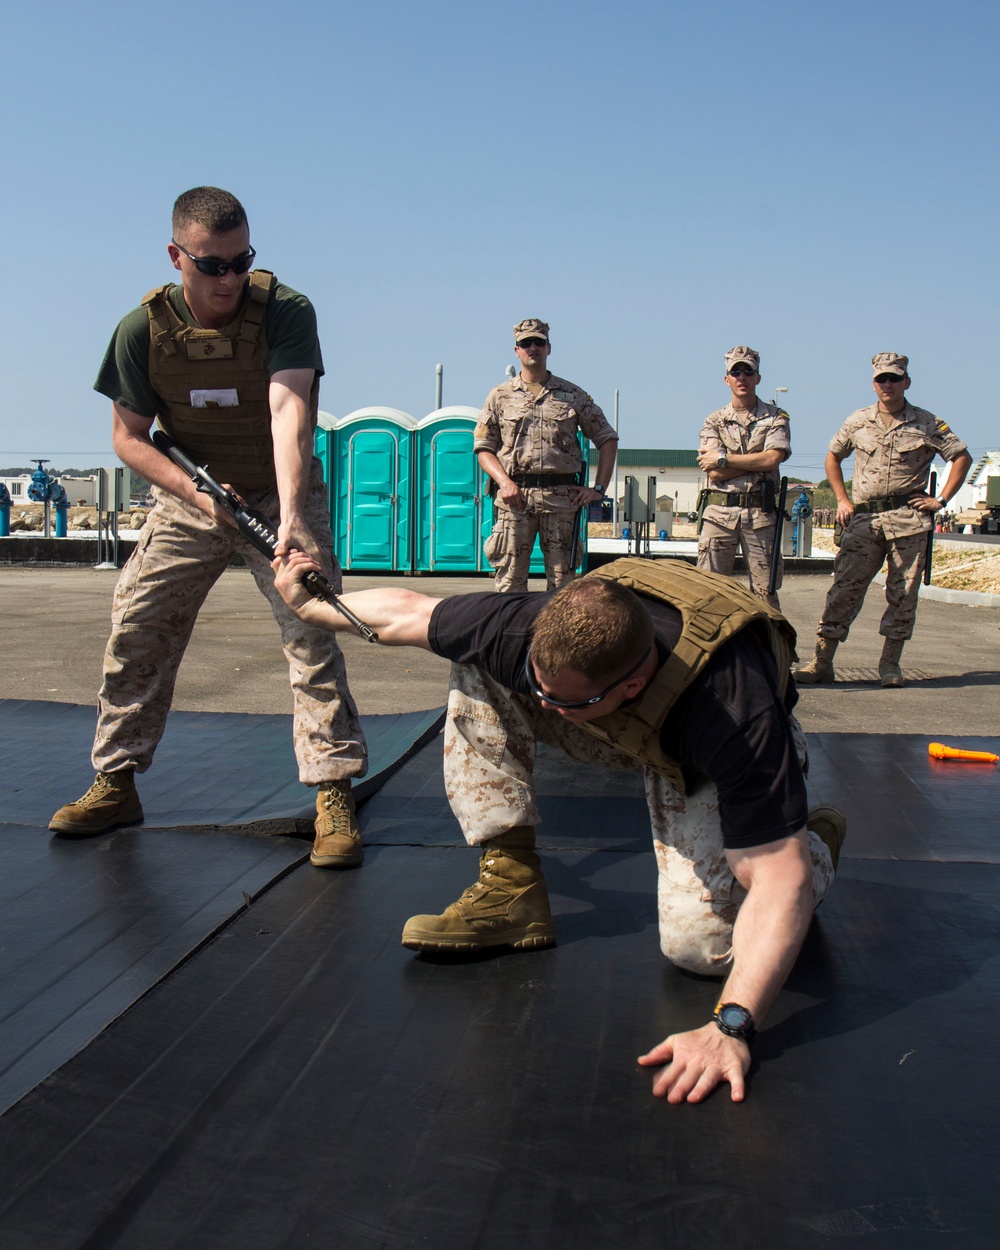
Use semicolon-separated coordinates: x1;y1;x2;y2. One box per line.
1;0;996;481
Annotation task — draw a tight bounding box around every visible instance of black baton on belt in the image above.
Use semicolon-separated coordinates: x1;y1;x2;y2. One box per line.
151;429;379;643
569;455;588;574
923;470;937;587
768;476;789;597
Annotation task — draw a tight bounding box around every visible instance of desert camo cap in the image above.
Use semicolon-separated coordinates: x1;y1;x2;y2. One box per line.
872;352;908;377
514;318;550;344
725;345;760;372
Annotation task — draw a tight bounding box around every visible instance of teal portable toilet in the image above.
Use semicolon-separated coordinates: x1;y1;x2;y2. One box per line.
332;408;415;571
414;408;490;573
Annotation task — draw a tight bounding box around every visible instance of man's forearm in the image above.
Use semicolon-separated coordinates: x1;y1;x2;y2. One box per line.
274;555;440;648
595;441;617;487
721;834;815;1023
271;397;312;518
111;407;204;507
825;452;851;504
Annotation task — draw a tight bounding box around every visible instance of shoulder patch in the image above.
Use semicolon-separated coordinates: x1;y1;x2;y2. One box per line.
935;418;952;434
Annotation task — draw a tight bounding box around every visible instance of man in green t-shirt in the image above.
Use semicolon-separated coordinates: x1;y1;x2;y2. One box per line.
49;187;368;867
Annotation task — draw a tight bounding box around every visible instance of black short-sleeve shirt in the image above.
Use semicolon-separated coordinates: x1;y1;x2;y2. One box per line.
428;590;807;850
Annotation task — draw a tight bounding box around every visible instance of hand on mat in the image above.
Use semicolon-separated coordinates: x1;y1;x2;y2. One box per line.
638;1023;750;1104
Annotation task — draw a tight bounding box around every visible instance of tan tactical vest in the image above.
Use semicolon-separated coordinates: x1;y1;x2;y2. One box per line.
577;558;798;791
143;271;317;490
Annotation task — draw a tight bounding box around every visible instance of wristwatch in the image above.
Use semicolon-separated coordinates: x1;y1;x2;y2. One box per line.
594;482;606;494
713;1002;755;1042
716;454;729;469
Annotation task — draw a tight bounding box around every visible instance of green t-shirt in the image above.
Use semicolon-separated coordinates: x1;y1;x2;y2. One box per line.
94;277;325;418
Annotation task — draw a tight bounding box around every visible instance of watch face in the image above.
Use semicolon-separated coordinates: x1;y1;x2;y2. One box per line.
714;1003;755;1039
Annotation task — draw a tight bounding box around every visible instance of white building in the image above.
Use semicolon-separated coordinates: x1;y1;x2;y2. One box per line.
586;447;703;515
1;474;98;506
949;450;1000;513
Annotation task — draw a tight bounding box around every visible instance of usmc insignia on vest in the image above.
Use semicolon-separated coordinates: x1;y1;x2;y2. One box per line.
185;339;234;360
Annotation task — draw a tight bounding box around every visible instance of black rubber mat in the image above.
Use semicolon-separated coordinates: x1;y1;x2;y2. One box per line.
0;700;443;1114
1;729;998;1247
1;699;444;832
0;849;996;1248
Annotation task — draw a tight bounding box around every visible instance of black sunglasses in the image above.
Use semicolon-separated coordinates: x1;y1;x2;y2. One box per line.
728;365;757;377
523;644;652;710
874;373;905;384
517;337;548;348
172;239;257;277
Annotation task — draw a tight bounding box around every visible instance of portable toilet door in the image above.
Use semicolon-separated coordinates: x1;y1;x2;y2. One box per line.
414;408;487;572
332;408;415;570
313;411;337;521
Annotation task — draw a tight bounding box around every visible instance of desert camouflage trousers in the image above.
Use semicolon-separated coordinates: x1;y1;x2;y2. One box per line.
92;464;367;785
818;516;927;642
485;488;579;592
444;663;834;976
697;506;781;609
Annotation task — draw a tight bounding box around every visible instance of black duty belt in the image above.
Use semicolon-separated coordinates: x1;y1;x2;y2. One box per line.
704;490;767;508
854;494;915;514
511;473;580;488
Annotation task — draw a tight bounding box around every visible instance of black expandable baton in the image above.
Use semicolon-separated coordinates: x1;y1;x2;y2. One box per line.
923;470;937;587
151;429;379;643
768;476;789;598
569;456;588;574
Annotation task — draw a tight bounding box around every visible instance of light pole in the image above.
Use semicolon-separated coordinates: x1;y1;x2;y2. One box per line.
773;386;788;407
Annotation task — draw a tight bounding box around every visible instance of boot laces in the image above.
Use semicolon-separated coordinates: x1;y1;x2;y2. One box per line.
318;783;353;833
81;772;123;806
462;854;498;901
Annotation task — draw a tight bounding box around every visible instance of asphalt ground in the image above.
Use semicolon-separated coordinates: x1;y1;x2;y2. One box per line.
1;565;997;734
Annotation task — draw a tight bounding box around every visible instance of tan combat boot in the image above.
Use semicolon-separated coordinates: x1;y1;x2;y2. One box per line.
793;637;839;684
807;805;847;872
49;771;144;836
311;780;362;868
401;826;556;953
879;638;905;688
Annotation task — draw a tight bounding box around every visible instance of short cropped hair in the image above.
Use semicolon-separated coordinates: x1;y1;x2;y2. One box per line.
531;577;654;683
172;187;248;238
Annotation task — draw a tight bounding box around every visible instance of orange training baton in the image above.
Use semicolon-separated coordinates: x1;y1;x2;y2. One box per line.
928;742;999;763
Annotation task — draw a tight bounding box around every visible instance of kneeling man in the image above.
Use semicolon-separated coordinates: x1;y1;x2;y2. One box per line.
273;553;844;1104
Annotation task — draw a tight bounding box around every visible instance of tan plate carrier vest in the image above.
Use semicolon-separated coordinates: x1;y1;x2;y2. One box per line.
577;558;798;792
143;270;315;491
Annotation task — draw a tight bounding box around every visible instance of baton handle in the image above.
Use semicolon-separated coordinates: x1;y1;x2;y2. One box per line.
768;477;788;597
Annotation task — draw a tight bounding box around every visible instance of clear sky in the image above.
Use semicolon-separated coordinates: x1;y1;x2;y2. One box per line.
1;0;996;481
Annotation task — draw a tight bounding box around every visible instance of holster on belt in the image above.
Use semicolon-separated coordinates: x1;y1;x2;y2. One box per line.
695;488;711;535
